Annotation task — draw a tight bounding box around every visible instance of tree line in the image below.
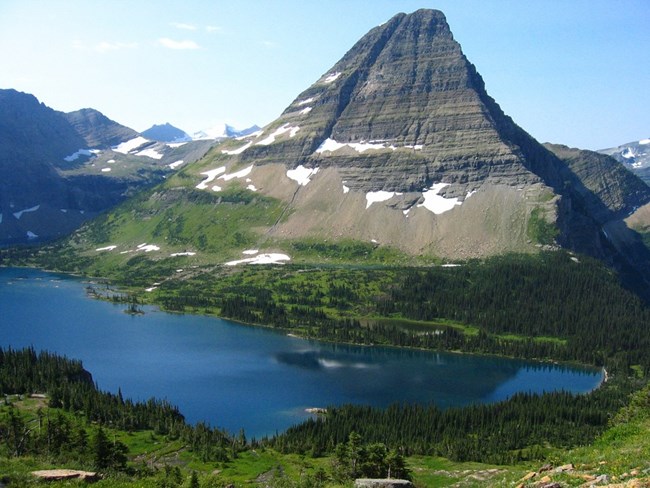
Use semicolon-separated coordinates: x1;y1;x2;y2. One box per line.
0;347;235;470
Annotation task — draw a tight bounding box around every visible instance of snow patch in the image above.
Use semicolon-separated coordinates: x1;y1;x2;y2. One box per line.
145;287;157;292
365;191;395;209
441;264;461;268
348;141;387;153
297;97;315;106
242;249;259;255
342;184;350;194
137;243;160;252
324;72;341;83
622;148;636;159
255;124;300;145
196;166;226;189
404;144;423;150
170;252;196;257
299;107;312;115
64;148;94;162
417;183;462;215
211;185;222;192
222;141;252;155
219;165;253;181
136;147;164;159
224;253;291;266
315;138;347;153
316;138;395;154
237;130;263;140
286;165;319;186
107;159;116;164
113;136;148;154
639;139;650;145
168;160;184;169
167;142;187;148
96;245;117;251
466;190;477;199
247;184;257;192
13;205;40;220
101;167;111;172
26;231;38;239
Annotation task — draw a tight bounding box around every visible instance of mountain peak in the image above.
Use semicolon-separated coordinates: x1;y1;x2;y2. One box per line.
142;122;191;143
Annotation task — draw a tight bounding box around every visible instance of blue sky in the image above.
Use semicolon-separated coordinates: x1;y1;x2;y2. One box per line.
0;0;647;150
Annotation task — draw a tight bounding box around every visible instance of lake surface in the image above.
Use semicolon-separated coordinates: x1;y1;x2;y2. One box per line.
0;267;603;438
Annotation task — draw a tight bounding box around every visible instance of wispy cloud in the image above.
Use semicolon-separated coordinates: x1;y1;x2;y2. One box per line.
205;25;222;33
157;38;200;50
171;22;198;31
72;40;138;53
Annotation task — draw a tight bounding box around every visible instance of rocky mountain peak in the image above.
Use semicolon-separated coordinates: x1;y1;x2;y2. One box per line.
234;8;564;197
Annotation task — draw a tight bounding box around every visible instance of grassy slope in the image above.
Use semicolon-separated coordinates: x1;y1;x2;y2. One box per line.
3;386;649;487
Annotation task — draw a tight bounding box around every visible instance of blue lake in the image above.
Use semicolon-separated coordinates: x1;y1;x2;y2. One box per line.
0;267;603;438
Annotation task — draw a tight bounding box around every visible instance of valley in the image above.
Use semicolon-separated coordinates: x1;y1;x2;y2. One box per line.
1;5;650;488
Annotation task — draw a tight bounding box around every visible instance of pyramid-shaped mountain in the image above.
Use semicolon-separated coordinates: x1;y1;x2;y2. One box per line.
77;9;650;278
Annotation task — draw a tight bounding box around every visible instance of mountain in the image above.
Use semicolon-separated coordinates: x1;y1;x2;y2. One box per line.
63;108;139;148
192;123;261;140
0;89;215;245
142;123;191;143
60;9;650;291
598;138;650;185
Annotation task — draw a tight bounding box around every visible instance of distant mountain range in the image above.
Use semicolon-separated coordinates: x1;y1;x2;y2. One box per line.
60;8;650;294
192;122;261;140
0;89;214;244
599;138;650;185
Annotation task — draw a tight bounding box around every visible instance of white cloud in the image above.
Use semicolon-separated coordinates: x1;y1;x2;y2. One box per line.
158;38;200;50
72;40;138;53
205;25;221;33
171;22;198;31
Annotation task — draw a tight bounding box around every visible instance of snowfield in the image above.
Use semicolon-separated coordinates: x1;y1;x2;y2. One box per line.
95;245;117;251
286;165;319;186
219;165;253;181
168;160;184;169
417;183;462;215
365;191;396;209
113;136;148;154
221;141;252;155
136;147;164;159
255;124;300;145
137;243;160;252
196;167;226;189
297;97;315;106
324;72;341;83
316;138;402;154
225;253;291;266
64;148;94;162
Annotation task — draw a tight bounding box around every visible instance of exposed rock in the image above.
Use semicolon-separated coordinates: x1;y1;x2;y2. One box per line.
354;479;413;488
520;471;538;482
31;469;98;481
